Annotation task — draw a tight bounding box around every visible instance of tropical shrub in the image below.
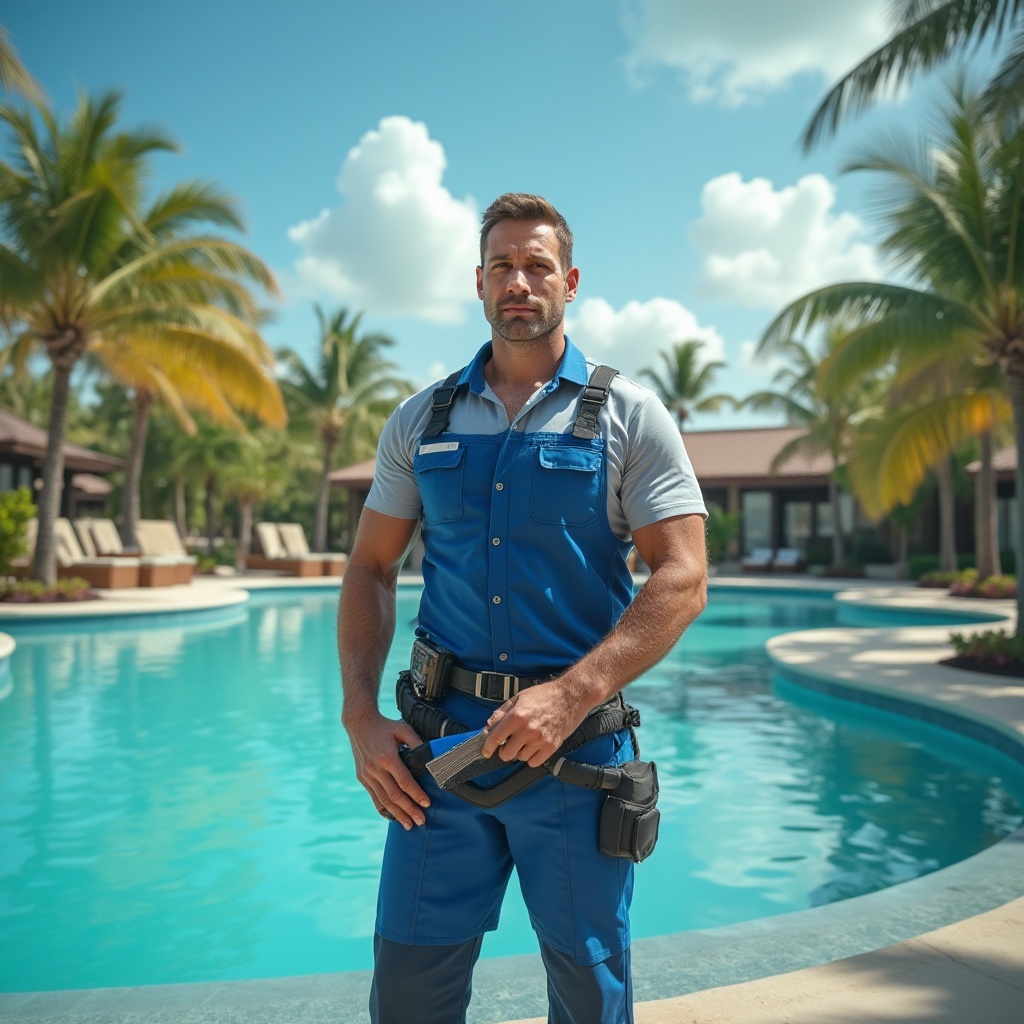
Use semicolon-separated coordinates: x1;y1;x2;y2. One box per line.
705;504;741;564
0;488;35;576
919;569;961;588
948;572;1017;599
948;629;1024;676
0;577;96;603
948;569;980;596
908;553;977;580
976;575;1017;599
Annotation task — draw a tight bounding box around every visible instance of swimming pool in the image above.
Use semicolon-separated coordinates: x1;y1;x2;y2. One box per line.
1;586;1022;993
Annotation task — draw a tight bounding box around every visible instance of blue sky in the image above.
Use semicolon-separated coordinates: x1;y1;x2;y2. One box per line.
5;1;980;428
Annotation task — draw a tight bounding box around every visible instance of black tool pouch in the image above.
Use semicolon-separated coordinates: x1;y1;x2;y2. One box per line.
598;760;660;863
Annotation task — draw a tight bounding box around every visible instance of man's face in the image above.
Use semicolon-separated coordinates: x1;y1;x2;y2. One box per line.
476;219;578;344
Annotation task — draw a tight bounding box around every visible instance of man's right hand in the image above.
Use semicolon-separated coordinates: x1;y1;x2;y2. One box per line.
344;709;431;830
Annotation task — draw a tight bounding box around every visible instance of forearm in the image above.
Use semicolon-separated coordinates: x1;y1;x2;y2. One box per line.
337;558;400;727
559;554;706;713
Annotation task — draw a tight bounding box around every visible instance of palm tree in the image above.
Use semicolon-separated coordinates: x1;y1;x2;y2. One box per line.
803;0;1024;149
220;429;290;569
0;90;277;583
742;333;881;565
762;81;1024;628
838;358;1009;574
638;340;735;431
168;417;246;552
96;314;286;548
0;26;43;104
279;306;412;552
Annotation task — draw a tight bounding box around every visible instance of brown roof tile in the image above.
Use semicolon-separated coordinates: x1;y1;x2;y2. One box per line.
0;407;124;472
682;426;835;486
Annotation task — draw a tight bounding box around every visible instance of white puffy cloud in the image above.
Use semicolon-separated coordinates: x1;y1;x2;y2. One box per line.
287;116;479;323
566;296;725;379
621;0;891;104
690;172;881;309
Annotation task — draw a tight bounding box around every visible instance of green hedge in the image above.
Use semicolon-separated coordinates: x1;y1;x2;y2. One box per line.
908;550;1017;580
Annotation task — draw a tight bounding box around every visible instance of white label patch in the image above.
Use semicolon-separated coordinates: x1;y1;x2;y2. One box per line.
419;441;460;454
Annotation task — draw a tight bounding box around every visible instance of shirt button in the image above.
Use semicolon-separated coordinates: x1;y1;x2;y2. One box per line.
492;595;502;604
492;537;500;546
499;653;508;662
511;423;519;431
495;482;504;491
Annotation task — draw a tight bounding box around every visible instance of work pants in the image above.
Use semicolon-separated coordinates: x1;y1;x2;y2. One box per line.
370;933;633;1024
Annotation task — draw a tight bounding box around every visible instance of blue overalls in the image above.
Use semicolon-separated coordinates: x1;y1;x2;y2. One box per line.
372;348;637;1024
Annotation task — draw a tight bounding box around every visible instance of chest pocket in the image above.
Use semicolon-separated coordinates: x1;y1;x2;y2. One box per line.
414;445;466;524
530;445;602;527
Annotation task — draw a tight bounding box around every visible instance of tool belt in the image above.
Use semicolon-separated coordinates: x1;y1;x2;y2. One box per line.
395;667;661;862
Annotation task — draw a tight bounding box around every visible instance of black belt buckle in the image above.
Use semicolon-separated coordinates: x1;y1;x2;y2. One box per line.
410;638;454;702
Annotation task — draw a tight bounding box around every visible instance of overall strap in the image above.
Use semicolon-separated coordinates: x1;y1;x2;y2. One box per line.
572;364;618;439
421;369;467;439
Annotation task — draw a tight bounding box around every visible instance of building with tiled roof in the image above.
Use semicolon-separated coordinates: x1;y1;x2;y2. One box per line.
0;407;123;517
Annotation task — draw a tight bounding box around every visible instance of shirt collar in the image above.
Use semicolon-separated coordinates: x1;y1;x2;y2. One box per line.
460;336;589;393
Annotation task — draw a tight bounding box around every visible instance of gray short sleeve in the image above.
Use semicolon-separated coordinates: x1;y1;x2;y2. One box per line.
364;392;432;520
602;375;707;539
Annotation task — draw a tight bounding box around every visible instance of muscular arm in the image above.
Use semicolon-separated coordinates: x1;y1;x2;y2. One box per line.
338;508;430;828
482;512;707;765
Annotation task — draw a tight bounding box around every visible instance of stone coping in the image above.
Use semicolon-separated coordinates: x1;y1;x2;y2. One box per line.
1;578;1022;1023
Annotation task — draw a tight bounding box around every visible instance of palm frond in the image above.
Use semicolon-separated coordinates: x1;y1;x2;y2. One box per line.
816;295;986;394
847;387;1009;516
802;0;1024;150
0;28;44;105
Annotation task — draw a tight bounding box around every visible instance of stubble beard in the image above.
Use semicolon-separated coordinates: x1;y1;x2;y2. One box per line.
486;297;566;346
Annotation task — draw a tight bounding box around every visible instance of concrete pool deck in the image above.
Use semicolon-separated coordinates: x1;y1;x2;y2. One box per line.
1;575;1022;1022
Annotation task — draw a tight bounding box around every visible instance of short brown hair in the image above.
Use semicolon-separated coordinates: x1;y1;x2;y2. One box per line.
479;193;574;270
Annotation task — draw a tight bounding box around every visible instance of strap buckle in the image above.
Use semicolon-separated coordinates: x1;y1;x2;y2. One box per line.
474;672;517;701
430;385;459;411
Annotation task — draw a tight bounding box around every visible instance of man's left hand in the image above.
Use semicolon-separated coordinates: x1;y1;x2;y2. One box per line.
480;682;587;767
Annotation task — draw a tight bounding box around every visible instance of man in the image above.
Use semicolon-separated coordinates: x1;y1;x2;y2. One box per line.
338;193;707;1023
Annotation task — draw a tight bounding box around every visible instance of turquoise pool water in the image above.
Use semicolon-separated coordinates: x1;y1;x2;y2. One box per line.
1;587;1022;992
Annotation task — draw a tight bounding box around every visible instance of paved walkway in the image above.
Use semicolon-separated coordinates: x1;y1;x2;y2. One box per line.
1;576;1022;1023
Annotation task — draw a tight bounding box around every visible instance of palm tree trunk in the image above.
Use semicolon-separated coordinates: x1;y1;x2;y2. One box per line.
237;496;253;572
313;436;337;552
121;390;154;550
1008;376;1024;636
974;429;1000;579
829;477;846;565
205;473;216;552
174;477;187;539
937;455;957;573
31;361;75;585
897;523;909;571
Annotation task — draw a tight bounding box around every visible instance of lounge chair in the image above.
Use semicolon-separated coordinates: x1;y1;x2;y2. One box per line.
771;548;806;572
245;523;323;577
134;521;198;584
52;518;140;589
78;518;190;587
741;548;774;572
278;522;347;576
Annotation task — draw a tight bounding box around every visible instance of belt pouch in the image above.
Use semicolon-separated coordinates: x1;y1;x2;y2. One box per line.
598;760;660;863
410;638;454;701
